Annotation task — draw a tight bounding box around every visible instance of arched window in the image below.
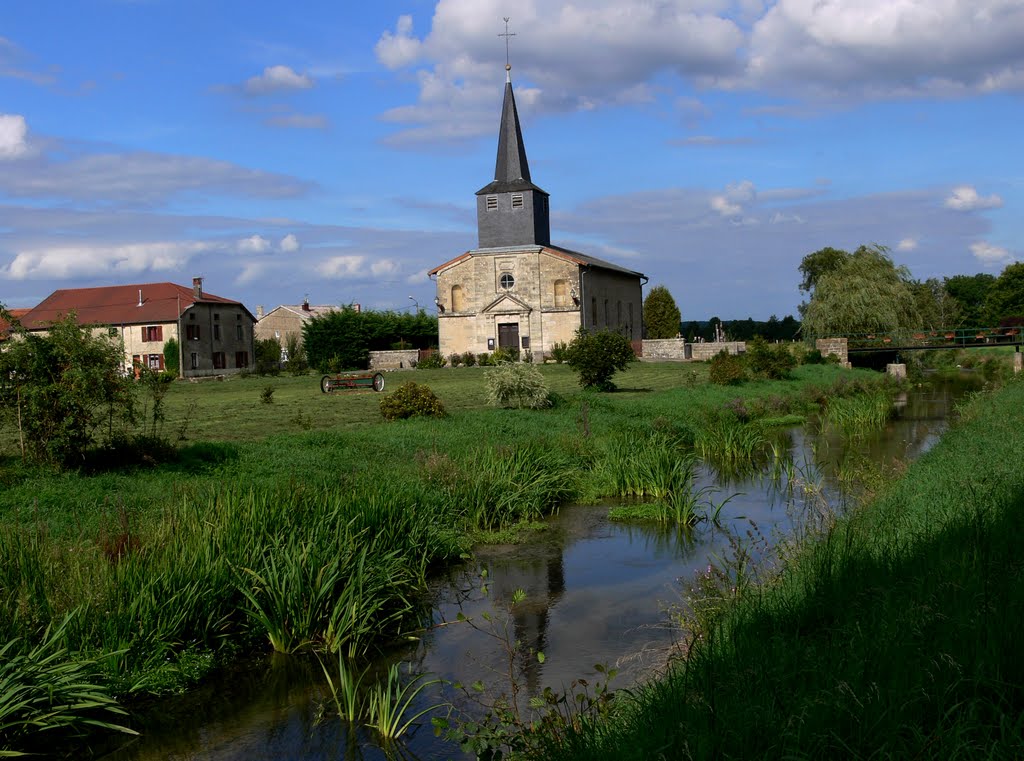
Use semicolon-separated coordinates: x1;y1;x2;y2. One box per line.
451;285;465;312
554;279;568;307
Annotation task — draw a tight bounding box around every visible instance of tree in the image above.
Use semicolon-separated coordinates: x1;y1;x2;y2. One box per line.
986;262;1024;324
801;244;919;337
162;337;180;377
564;328;636;391
643;285;682;339
798;247;852;316
945;273;995;327
254;338;281;375
0;312;136;465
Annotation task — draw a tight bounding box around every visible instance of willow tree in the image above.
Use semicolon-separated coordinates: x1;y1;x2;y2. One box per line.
801;245;919;337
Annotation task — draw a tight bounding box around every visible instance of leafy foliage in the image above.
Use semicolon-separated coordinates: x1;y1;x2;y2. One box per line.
801;245;919;336
708;350;748;385
746;337;797;380
283;332;309;375
548;341;568;364
0;313;136;466
986;262;1024;324
379;382;446;421
643;285;682;339
303;307;438;372
162;337;180;377
254;338;281;376
944;273;995;326
484;362;552;409
564;328;636;391
416;351;447;369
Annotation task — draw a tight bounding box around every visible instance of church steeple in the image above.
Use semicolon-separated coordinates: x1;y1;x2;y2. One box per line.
475;65;550;249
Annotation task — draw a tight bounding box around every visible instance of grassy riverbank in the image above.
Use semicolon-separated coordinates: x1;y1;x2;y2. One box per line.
0;362;892;756
538;377;1024;760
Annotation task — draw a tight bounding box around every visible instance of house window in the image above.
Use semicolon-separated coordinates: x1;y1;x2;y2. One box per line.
213;313;220;321
511;194;524;209
190;353;199;370
554;279;568;308
451;285;465;312
604;300;609;328
499;273;515;290
212;352;226;370
591;297;597;326
147;354;164;370
486;196;498;210
213;324;221;341
235;351;248;369
142;325;162;342
186;324;200;341
236;324;244;340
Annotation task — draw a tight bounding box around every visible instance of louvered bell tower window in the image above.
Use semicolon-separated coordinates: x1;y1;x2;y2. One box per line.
486;196;498;210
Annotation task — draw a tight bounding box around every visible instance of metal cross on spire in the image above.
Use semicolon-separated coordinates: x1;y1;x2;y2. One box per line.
498;17;516;78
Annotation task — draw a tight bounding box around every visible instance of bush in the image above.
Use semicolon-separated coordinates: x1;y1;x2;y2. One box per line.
416;351;447;369
802;348;827;365
564;328;636;391
485;362;552;409
708;350;748;385
260;385;275;404
448;352;463;368
491;346;519;363
255;338;282;376
379;382;447;421
746;337;797;380
461;351;477;367
477;352;495;367
162;337;180;377
548;341;569;364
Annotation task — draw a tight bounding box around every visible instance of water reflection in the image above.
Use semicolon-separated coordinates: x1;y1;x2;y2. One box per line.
99;378;979;761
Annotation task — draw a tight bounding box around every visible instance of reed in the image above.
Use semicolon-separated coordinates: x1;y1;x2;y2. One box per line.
822;390;893;435
366;662;446;742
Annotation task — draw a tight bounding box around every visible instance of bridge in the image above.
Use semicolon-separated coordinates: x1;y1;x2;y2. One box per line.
814;327;1023;371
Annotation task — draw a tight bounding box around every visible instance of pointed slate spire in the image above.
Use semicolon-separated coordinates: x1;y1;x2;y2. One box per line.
493;65;531;184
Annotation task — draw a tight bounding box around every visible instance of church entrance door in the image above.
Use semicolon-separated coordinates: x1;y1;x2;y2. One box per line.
497;322;519;351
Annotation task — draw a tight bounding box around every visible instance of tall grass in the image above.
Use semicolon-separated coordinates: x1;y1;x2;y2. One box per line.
534;379;1024;760
822;389;893;435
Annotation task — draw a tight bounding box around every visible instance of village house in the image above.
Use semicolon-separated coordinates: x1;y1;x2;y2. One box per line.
254;300;348;362
19;278;255;378
0;308;31;343
429;65;646;360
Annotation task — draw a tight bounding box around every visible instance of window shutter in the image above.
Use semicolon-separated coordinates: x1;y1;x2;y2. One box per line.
156;325;163;341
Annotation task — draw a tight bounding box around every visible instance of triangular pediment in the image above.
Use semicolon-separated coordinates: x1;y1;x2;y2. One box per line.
481;292;532;314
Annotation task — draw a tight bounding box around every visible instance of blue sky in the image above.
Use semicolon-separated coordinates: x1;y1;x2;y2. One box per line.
2;0;1021;320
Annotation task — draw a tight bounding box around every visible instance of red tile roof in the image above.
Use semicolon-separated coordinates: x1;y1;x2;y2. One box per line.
19;282;250;331
0;308;31;339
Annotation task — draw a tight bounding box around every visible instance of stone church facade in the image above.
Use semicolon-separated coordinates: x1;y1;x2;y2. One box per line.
430;67;645;361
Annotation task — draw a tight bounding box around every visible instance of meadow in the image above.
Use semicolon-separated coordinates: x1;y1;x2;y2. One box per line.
0;360;901;755
534;373;1024;760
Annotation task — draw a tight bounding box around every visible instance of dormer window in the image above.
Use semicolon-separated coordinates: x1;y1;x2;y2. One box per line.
486;196;498;210
511;194;524;209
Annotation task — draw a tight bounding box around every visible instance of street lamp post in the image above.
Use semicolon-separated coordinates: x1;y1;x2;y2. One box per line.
408;296;419;312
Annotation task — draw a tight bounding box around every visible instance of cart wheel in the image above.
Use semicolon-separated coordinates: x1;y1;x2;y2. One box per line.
320;375;333;393
372;373;385;392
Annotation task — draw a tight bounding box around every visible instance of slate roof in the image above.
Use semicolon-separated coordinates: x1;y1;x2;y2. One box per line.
428;244;646;280
476;79;548;197
19;282;250;331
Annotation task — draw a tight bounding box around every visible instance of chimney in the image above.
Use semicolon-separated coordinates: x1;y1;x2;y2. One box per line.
192;277;203;299
302;298;310;312
353;303;361;313
256;305;264;320
137;289;143;307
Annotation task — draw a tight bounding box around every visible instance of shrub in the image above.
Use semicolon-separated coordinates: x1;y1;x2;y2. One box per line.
255;338;282;376
448;352;463;368
802;348;827;365
548;341;569;364
379;382;446;421
746;337;797;380
162;337;180;377
485;362;552;409
491;346;519;363
260;385;275;404
564;328;636;391
477;352;495;367
708;350;748;385
416;351;447;369
461;351;477;367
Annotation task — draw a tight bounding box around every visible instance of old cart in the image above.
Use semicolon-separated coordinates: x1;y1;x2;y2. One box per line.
320;372;386;393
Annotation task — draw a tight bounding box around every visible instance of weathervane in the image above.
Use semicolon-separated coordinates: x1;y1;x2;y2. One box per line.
498;17;516;75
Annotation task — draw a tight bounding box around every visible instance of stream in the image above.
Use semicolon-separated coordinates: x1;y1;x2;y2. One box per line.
99;379;975;761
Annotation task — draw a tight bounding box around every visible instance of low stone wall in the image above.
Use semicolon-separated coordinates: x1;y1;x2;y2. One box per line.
369;349;419;370
690;341;746;360
640;339;746;361
815;337;849;366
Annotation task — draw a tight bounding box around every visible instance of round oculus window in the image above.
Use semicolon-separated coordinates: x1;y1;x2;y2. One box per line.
499;273;515;290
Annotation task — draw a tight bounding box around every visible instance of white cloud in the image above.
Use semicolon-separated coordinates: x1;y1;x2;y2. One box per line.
244;65;314;95
710;180;757;217
744;0;1024;96
897;238;918;251
280;233;300;252
265;112;328;129
238;234;272;253
4;241;211;280
0;114;30;160
371;259;399;276
375;15;422;69
318;255;367;278
945;185;1003;211
970;241;1010;263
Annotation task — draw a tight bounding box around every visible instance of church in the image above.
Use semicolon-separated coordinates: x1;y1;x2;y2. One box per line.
429;65;646;361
